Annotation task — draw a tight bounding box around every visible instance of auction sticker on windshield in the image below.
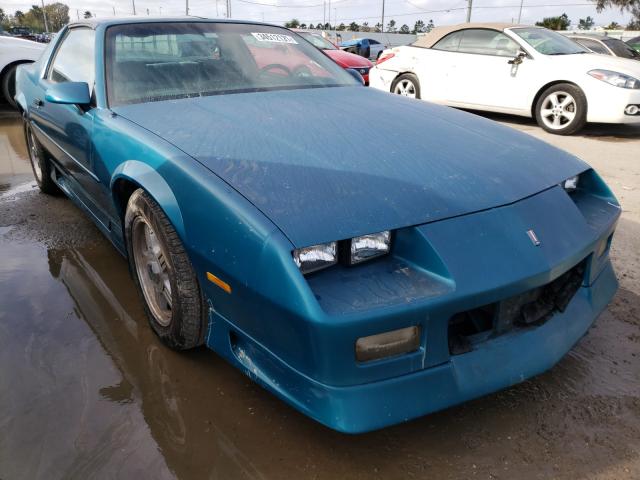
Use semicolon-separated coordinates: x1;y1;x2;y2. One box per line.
251;32;298;44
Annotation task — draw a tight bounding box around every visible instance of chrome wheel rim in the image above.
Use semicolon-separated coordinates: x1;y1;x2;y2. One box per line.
540;91;577;130
26;128;42;183
393;79;416;98
132;217;173;326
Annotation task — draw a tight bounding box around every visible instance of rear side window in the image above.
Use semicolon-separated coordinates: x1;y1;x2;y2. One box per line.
576;38;609;55
603;39;640;59
434;29;519;57
433;31;464;52
48;28;95;86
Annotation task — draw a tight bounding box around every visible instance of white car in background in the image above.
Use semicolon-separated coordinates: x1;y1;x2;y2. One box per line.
0;35;45;108
371;23;640;135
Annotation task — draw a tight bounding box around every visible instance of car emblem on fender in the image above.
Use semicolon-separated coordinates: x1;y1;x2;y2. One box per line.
527;229;541;246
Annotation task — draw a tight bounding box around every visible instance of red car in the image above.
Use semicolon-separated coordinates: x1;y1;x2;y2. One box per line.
296;31;373;85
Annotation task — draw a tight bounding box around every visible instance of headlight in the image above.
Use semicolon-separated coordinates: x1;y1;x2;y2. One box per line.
346;230;391;265
588;69;640;89
293;242;337;274
292;231;392;274
561;175;579;193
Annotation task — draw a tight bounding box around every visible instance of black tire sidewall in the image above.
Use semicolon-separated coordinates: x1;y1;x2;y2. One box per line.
2;64;18;108
125;189;204;350
391;73;421;100
535;83;587;135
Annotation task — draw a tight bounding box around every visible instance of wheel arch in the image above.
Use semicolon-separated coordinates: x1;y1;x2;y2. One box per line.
111;161;186;242
530;80;587;118
1;59;34;105
391;71;418;90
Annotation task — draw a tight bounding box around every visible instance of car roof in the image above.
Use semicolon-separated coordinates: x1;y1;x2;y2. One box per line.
412;22;529;48
568;33;610;41
67;16;280;29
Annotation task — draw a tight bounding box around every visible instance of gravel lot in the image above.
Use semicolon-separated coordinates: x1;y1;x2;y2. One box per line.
0;105;638;480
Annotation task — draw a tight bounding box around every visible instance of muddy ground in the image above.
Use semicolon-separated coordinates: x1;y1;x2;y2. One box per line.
0;105;638;480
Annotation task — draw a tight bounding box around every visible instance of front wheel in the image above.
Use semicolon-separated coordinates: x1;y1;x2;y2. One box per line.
125;189;207;350
391;73;421;99
534;84;587;135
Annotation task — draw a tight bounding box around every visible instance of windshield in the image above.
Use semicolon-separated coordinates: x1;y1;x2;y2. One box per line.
298;32;337;50
512;27;589;55
105;22;357;106
603;38;640;59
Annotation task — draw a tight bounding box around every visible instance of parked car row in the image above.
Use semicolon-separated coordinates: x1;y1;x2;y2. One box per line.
370;23;640;135
295;30;373;84
568;34;640;60
15;18;621;433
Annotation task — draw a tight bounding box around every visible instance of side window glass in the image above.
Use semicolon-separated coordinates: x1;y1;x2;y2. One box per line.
48;28;95;87
457;29;520;57
433;31;464;52
577;39;609;54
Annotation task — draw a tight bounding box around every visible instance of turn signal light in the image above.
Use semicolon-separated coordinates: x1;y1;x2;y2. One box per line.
355;326;421;362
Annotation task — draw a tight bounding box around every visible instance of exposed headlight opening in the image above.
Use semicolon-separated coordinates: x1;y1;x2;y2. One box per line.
293;231;393;275
356;326;421;362
562;175;579;193
293;242;337;275
345;230;391;265
588;69;640;89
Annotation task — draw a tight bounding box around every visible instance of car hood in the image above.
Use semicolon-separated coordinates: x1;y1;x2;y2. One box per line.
0;36;46;52
324;49;373;68
113;86;587;247
546;52;640;76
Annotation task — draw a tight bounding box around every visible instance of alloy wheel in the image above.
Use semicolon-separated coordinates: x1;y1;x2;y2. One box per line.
132;216;173;327
540;91;577;130
26;127;43;183
394;79;417;98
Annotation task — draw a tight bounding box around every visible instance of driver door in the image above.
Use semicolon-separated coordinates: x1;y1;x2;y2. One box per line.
439;29;532;113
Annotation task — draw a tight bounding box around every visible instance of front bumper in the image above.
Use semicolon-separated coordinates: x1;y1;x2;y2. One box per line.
585;77;640;124
211;260;617;433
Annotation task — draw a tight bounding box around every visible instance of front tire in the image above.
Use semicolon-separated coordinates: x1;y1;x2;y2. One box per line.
391;73;421;99
23;117;60;195
534;83;587;135
125;189;206;350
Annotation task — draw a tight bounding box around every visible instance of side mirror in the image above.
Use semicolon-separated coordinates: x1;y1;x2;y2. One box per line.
508;50;527;65
45;82;91;105
345;68;365;85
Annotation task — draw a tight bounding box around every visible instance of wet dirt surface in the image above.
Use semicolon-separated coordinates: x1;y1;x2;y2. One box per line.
0;106;639;480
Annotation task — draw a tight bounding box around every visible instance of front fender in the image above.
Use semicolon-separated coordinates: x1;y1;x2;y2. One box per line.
110;160;186;240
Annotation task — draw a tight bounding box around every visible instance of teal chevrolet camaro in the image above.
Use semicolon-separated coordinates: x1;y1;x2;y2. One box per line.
15;17;620;433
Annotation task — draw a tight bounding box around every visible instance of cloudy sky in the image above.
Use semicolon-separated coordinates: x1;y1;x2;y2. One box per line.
2;0;634;28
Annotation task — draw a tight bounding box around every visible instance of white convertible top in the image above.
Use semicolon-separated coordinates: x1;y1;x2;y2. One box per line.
412;23;528;48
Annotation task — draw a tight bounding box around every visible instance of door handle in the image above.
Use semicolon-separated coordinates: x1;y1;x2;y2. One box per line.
33;98;44;108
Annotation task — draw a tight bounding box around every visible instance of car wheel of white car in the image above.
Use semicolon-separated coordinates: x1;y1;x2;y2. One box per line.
391;74;421;99
535;84;587;135
1;64;20;108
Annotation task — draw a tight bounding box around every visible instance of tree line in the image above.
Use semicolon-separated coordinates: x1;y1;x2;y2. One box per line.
536;12;639;30
284;18;435;34
0;3;71;32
